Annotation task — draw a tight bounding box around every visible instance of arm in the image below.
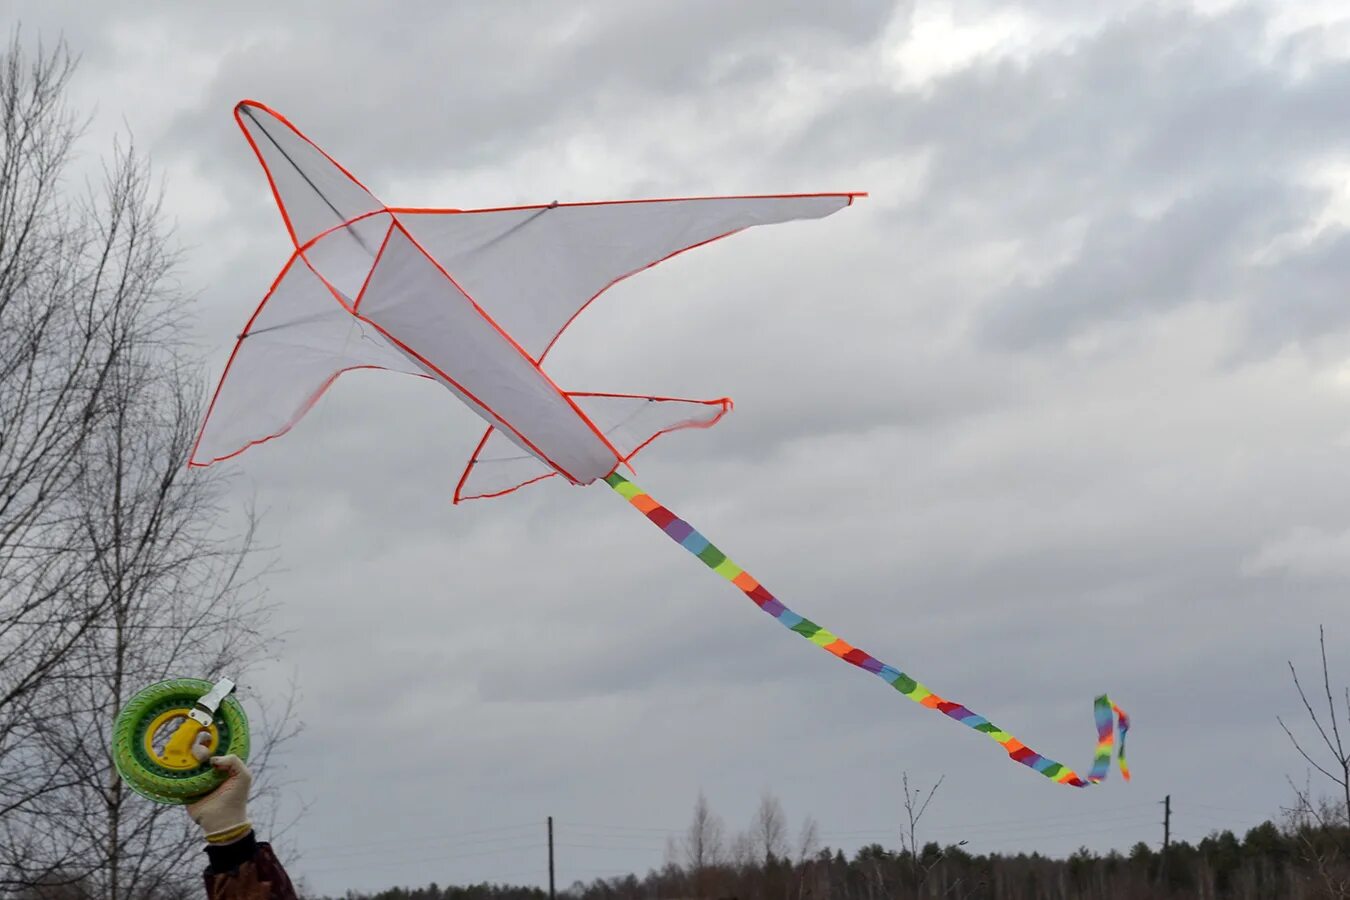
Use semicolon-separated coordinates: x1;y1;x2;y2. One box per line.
188;737;298;900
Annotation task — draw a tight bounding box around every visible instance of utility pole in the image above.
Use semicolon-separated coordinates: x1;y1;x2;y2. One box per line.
1162;795;1171;853
1157;794;1171;886
548;816;556;900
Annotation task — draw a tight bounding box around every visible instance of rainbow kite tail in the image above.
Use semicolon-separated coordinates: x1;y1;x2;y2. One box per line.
605;473;1130;787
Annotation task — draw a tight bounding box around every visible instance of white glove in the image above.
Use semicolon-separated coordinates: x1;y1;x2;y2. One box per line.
186;731;253;845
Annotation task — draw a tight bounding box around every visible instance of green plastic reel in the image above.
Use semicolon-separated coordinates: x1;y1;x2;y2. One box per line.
111;677;250;805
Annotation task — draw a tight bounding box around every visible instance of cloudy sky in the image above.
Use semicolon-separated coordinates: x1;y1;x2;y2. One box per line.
12;0;1350;893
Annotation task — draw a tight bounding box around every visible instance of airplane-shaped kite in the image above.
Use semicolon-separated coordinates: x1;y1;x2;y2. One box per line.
190;101;860;499
192;101;1128;787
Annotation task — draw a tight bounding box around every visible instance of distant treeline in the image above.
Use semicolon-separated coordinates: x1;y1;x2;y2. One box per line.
319;818;1350;900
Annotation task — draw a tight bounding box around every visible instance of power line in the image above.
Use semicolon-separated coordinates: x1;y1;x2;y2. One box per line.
556;843;668;852
559;821;682;833
1186;801;1279;817
302;821;537;853
320;843;547;875
303;835;545;862
821;812;1162;843
302;826;545;861
819;802;1160;838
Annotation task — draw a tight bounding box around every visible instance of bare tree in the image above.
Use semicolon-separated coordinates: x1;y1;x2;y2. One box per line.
1278;627;1350;900
899;771;951;895
1279;626;1350;827
728;830;755;873
794;814;819;865
0;35;110;771
751;791;789;865
899;771;942;860
682;792;725;897
792;816;818;900
1283;774;1350;900
0;32;294;899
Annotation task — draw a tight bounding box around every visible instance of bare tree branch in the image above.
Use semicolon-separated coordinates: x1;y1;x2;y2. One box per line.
1282;625;1350;831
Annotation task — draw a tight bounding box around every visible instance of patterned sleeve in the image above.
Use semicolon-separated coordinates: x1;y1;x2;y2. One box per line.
201;833;298;900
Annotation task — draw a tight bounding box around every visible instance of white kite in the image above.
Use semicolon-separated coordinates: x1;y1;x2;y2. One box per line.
194;101;1129;787
191;101;860;502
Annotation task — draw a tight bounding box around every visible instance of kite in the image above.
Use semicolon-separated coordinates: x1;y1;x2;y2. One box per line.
192;100;1129;787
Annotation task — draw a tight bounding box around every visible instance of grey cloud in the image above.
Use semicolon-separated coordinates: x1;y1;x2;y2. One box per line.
772;7;1350;355
980;177;1311;349
159;1;902;186
1244;228;1350;353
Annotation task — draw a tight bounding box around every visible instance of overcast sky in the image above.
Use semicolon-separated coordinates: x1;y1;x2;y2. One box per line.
11;0;1350;894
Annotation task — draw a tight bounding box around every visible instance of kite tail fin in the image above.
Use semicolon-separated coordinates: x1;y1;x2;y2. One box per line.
568;392;732;464
455;393;734;504
604;472;1131;788
454;426;557;503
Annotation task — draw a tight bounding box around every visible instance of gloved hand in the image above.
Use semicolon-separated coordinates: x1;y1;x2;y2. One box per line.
186;731;254;845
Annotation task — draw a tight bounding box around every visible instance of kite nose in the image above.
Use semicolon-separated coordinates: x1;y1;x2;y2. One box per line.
233;100;385;248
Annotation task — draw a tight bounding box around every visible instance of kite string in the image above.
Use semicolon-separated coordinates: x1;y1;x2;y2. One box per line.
604;472;1129;788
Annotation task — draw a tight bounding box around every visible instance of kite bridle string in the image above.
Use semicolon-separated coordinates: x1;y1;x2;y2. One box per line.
603;472;1129;787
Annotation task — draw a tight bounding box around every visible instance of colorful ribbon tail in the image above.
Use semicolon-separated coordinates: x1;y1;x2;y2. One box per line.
605;472;1131;787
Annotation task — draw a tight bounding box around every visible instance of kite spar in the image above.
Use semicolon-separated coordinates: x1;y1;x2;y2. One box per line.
193;100;1129;787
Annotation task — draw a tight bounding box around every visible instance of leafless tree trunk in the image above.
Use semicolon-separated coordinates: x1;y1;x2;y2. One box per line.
792;816;818;900
0;32;296;900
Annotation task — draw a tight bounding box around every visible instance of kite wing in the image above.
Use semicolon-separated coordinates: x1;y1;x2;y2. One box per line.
188;254;428;467
394;192;861;361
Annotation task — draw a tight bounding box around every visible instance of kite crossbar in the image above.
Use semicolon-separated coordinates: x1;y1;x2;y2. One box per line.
604;473;1130;787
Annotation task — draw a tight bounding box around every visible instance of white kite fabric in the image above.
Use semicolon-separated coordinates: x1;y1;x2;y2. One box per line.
191;101;860;499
